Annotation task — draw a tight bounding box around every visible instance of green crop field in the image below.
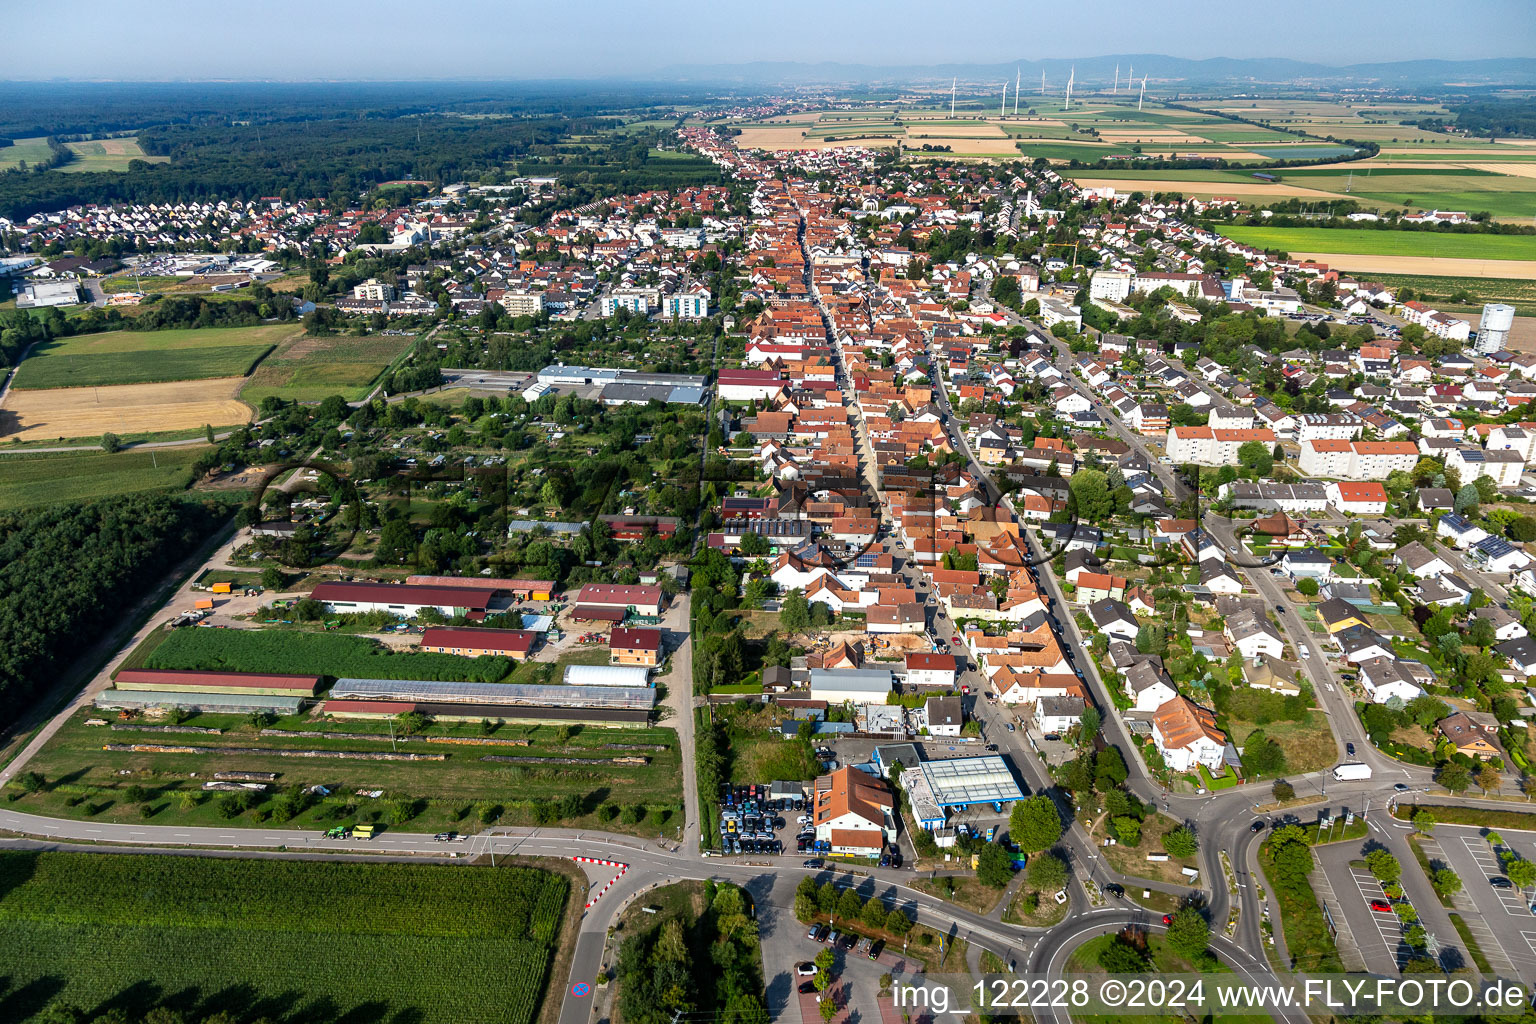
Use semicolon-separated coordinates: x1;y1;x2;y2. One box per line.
14;325;301;389
0;447;209;509
58;136;168;173
1219;226;1536;261
0;851;567;1024
241;331;414;404
142;627;514;682
0;137;56;171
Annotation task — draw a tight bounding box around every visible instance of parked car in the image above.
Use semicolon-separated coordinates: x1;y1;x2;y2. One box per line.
803;859;822;869
796;962;817;977
1369;899;1392;912
868;939;884;960
1492;877;1513;889
799;981;818;995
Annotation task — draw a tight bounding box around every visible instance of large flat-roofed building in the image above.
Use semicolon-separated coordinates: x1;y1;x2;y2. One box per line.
912;755;1026;828
330;677;655;710
114;669;320;696
96;690;307;715
310;581;496;618
16;280;82;308
809;668;893;705
419;627;537;660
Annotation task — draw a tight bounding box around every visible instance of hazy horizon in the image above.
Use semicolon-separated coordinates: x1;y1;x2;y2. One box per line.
8;0;1535;82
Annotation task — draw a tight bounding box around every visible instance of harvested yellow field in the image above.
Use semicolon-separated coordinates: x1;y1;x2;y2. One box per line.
1287;252;1536;280
735;127;896;150
0;377;253;441
1071;178;1343;199
1464;162;1536;179
910;137;1022;156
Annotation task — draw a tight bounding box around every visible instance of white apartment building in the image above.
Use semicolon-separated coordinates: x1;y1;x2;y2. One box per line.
1298;439;1418;480
662;288;710;319
1165;425;1277;466
1089;270;1133;302
500;290;545;316
1295;413;1364;443
352;277;395;301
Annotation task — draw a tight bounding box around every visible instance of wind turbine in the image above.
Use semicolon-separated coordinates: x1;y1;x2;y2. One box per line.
950;77;956;118
1000;81;1007;118
1114;64;1120;94
1138;76;1147;112
1041;70;1046;97
1014;67;1020;115
1064;66;1074;111
1128;62;1134;89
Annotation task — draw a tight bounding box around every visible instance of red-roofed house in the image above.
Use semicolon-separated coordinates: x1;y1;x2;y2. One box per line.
420;627;537;660
904;652;957;687
1326;481;1388;515
609;627;664;666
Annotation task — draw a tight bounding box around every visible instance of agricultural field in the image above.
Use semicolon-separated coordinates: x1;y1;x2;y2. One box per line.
59;136;168;172
0;136;56;171
0;446;211;510
240;330;415;404
137;625;514;682
13;324;299;390
0;135;167;173
1220;226;1520;257
0;851;568;1024
0;376;253;442
1368;273;1536;318
12;704;683;834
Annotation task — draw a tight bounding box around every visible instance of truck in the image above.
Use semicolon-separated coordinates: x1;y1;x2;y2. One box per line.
1332;762;1372;782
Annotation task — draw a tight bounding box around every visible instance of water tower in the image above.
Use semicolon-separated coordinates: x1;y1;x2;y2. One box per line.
1476;302;1515;355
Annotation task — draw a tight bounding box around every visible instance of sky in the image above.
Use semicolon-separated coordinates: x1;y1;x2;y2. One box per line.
8;0;1535;80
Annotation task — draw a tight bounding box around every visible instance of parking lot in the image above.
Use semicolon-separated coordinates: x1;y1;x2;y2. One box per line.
1314;842;1427;974
1426;825;1536;976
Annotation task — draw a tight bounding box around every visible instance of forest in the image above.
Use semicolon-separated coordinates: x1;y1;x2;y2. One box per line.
0;495;229;728
0;80;720;138
1449;98;1536;139
0;112;721;221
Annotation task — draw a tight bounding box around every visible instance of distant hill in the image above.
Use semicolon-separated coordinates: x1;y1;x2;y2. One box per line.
654;55;1536;90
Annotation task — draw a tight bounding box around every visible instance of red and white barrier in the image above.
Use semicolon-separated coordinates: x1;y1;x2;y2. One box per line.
573;856;629;908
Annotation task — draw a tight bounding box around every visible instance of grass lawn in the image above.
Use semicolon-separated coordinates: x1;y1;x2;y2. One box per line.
240;332;415;404
1391;802;1536;831
0;850;568;1024
0;447;210;509
1223;710;1337;776
0;137;56;170
1099;813;1199;885
1001;887;1070;926
910;875;1006;916
14;325;299;389
8;707;682;835
1220;225;1536;261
